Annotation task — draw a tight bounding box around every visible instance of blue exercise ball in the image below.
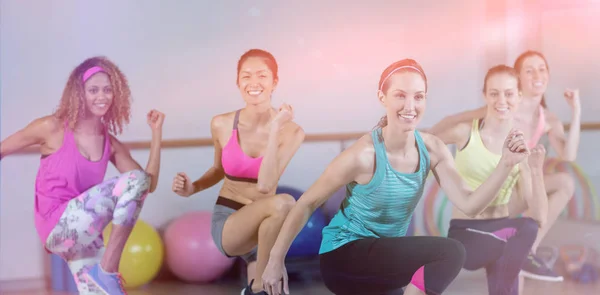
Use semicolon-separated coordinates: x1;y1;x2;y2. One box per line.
276;186;327;257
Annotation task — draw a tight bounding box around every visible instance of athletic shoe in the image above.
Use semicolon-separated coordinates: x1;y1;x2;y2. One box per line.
242;279;269;295
85;263;128;294
520;253;564;282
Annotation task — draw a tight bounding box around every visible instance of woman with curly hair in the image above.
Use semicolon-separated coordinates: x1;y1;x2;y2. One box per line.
0;56;165;295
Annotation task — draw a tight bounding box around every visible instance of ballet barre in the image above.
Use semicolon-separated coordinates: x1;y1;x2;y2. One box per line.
12;122;600;154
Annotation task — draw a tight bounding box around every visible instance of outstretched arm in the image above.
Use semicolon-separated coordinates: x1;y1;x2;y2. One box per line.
110;110;164;193
0;116;57;160
427;106;486;134
430;130;529;217
268;137;369;261
261;138;368;293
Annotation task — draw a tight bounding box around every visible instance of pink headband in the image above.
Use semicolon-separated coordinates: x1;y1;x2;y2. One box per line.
82;66;105;82
379;65;423;90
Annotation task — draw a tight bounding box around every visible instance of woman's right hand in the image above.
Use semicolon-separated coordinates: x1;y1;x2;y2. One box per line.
271;103;294;129
501;129;530;167
172;172;194;197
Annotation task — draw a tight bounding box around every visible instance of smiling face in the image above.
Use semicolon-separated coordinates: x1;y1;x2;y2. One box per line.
83;72;113;117
483;72;521;120
378;70;427;131
515;52;549;98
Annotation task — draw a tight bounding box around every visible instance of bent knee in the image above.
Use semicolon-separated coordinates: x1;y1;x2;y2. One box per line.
560;173;576;198
442;238;467;265
549;172;575;197
270;193;296;215
125;169;151;189
518;217;540;237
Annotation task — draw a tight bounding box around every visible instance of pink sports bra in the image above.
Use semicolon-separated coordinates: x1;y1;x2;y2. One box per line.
221;110;263;182
527;106;546;149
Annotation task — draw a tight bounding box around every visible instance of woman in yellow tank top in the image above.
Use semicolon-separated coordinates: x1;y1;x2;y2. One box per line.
431;65;549;295
429;51;576;282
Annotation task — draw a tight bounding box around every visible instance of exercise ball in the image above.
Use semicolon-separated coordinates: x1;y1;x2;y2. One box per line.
164;211;235;283
275;186;304;200
323;186;347;220
102;220;164;289
289;207;327;257
276;186;328;257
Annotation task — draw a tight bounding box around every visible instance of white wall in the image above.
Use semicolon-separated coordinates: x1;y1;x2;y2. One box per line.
1;0;598;283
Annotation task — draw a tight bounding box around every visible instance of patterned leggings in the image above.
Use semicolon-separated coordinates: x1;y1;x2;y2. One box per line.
45;169;150;294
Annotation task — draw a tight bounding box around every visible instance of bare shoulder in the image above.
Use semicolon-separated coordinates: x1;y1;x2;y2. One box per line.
35;115;62;134
419;131;446;151
543;109;562;128
418;131;451;166
210;111;236;132
28;115;63;145
343;132;376;171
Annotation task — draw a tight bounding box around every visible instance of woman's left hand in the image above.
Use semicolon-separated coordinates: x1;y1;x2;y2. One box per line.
147;109;165;131
261;258;289;295
564;88;581;115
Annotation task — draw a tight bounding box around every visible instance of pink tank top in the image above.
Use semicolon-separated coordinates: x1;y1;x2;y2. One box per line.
34;122;111;250
527;106;546;149
221;110;263;182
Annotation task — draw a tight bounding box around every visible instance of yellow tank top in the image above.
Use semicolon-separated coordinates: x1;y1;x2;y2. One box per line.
454;119;520;206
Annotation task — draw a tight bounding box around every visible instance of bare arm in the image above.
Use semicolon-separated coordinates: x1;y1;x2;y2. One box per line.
0;116;57;160
257;124;305;193
427;106;486;134
515;163;543;226
547;112;580;162
429;120;471;146
429;134;524;217
268;137;368;261
110;110;164;193
518;146;549;227
190;116;226;194
110;133;161;193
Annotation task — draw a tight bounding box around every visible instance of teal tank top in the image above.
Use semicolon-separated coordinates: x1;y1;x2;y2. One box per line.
319;128;431;254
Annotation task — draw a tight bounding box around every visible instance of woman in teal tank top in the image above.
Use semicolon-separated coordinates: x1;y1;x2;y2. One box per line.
432;65;550;295
261;59;531;295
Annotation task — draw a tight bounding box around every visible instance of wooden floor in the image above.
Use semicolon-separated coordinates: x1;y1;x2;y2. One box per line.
4;220;599;294
4;271;600;295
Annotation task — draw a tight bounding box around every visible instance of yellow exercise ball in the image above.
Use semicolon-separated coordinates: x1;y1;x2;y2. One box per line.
103;220;164;289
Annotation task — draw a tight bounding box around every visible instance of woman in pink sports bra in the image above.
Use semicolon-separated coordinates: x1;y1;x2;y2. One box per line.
429;50;581;283
172;49;305;295
0;56;165;295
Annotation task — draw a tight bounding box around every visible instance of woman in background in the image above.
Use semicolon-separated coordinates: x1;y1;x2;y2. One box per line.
172;49;305;295
429;51;580;282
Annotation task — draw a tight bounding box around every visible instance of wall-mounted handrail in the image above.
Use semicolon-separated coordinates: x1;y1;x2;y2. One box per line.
9;122;600;154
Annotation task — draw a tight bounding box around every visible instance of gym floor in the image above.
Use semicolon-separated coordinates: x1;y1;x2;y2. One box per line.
4;274;600;295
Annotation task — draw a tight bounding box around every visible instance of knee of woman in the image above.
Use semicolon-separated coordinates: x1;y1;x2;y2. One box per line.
519;217;540;237
271;193;296;215
443;238;467;266
560;173;576;199
125;169;151;190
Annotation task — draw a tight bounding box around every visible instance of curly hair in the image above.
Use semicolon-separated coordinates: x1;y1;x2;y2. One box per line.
53;56;131;135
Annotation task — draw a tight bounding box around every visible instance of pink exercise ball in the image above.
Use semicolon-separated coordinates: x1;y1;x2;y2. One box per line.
164;211;235;283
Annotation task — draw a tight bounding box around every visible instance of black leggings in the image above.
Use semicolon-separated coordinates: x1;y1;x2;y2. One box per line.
447;217;538;295
319;236;466;295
